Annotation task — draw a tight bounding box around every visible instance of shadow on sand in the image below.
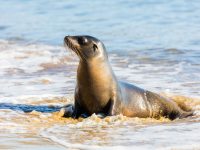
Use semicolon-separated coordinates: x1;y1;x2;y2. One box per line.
0;103;62;113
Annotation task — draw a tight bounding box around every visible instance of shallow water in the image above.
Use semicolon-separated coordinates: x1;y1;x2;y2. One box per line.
0;0;200;149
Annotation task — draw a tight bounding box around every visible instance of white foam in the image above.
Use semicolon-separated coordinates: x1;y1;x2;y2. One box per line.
0;40;77;102
39;118;200;150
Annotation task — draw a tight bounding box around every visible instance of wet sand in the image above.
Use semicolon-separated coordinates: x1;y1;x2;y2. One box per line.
0;95;200;149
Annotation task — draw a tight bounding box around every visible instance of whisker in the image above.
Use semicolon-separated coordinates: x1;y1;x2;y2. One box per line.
65;39;80;58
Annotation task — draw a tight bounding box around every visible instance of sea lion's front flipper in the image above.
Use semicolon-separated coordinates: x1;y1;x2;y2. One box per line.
61;104;74;118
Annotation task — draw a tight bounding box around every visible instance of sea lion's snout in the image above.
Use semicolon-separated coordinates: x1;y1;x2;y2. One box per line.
64;36;69;43
64;36;74;46
64;36;69;46
64;36;79;52
64;36;88;46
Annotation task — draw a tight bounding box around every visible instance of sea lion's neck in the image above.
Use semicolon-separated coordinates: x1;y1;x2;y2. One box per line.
77;59;116;86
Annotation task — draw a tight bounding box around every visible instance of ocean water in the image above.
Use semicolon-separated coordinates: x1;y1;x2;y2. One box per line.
0;0;200;149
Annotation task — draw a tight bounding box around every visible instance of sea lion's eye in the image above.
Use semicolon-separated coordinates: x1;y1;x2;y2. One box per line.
93;44;98;52
78;37;88;45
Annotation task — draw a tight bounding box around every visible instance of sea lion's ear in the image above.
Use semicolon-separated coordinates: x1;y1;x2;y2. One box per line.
93;44;98;52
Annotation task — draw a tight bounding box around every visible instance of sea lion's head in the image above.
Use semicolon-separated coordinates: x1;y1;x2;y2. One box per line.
64;35;107;61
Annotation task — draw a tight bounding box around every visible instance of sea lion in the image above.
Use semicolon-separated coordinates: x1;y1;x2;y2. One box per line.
63;35;192;120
